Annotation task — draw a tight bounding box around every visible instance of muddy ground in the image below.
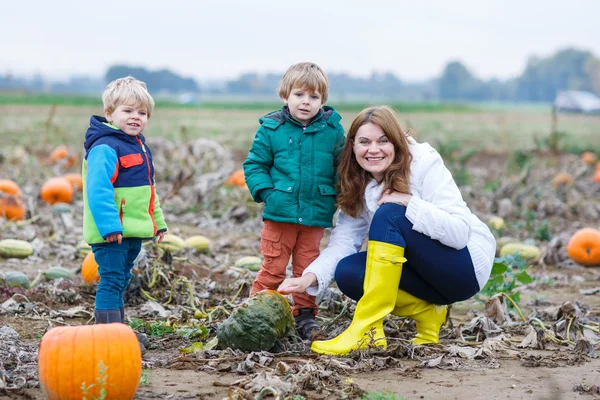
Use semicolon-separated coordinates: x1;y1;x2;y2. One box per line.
1;141;600;400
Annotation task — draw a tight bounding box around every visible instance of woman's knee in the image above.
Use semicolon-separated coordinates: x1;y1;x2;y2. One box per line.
369;203;410;245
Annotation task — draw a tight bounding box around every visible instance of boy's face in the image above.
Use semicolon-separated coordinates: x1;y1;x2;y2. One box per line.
283;87;323;125
105;103;148;136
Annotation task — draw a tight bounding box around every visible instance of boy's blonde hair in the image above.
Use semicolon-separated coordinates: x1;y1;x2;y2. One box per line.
102;76;156;118
277;62;329;104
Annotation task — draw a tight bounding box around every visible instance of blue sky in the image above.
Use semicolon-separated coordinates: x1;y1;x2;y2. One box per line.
1;0;598;82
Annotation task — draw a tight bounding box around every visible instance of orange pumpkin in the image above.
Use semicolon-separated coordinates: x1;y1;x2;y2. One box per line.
40;177;74;204
595;169;600;183
49;145;69;163
81;251;99;284
63;173;83;191
64;154;79;170
0;192;26;221
38;323;141;400
0;179;21;196
225;169;245;187
581;152;598;165
567;228;600;266
551;172;574;189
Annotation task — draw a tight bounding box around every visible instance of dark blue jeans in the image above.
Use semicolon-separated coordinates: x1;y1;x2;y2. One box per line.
91;238;142;310
335;203;479;305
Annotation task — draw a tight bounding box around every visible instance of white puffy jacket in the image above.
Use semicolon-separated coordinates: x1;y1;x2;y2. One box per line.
303;136;496;298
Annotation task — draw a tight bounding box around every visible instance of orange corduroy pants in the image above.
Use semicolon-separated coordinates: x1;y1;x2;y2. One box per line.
250;220;325;316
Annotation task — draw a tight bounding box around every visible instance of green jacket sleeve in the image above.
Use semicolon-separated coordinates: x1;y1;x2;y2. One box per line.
243;126;275;203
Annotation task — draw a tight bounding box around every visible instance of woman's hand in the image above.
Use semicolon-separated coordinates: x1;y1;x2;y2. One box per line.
278;273;317;294
378;190;412;206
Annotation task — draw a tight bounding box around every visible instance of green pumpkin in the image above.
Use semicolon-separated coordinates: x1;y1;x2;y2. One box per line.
3;271;30;288
217;290;293;351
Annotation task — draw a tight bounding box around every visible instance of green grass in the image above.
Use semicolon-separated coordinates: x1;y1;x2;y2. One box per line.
0;94;598;156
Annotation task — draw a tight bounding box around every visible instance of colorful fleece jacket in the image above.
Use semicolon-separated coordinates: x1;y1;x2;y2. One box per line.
82;116;167;245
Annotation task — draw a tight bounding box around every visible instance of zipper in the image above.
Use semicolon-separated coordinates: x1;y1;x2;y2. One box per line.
135;136;157;235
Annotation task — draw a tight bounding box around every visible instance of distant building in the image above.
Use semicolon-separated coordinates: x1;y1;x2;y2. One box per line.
554;90;600;114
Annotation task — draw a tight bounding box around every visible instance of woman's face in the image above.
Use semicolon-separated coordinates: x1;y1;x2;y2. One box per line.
352;122;395;182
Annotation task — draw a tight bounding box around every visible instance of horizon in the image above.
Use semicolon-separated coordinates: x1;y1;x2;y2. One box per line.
2;0;599;83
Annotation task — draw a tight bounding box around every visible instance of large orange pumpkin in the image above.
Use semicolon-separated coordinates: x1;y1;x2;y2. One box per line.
0;179;21;196
0;192;26;221
40;177;74;204
48;145;69;164
38;323;141;400
567;228;600;266
225;169;246;187
63;173;83;191
81;251;100;284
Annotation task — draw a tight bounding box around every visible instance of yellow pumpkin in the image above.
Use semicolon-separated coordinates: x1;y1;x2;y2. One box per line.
38;323;141;400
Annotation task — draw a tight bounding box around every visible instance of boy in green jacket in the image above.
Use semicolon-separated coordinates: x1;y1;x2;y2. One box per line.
243;62;345;340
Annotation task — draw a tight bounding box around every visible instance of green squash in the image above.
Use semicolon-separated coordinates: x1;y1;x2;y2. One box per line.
217;290;293;351
3;271;30;288
234;256;262;272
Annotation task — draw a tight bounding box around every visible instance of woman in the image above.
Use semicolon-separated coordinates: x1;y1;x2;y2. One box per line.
278;105;495;356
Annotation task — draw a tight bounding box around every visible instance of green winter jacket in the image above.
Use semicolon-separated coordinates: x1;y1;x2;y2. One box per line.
243;106;345;227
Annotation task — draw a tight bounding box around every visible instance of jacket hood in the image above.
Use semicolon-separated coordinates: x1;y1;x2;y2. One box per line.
84;115;144;152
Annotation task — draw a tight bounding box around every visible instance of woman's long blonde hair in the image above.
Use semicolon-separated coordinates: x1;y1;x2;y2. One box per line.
337;106;412;218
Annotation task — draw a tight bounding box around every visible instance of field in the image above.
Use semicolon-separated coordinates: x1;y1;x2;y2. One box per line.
1;97;600;400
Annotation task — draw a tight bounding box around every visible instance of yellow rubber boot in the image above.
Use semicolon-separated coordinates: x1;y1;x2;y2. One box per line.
310;241;406;356
392;290;447;345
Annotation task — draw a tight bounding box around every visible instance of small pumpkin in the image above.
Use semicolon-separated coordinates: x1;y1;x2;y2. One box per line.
225;169;246;187
0;192;26;221
81;251;100;284
499;242;541;261
48;145;69;163
0;179;21;196
551;172;574;189
217;290;293;351
64;154;79;169
157;233;186;253
581;151;598;165
567;228;600;266
2;271;30;288
234;256;263;272
0;238;33;258
184;235;210;252
38;323;142;400
62;173;83;191
40;177;74;205
76;239;92;258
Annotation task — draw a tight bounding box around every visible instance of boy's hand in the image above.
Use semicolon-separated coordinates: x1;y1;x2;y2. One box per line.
156;231;165;243
105;233;122;244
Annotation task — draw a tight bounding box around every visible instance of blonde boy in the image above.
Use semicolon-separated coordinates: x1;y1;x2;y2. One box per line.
83;77;167;341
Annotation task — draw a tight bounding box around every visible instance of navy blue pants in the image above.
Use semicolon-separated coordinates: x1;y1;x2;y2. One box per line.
91;239;142;310
335;203;479;305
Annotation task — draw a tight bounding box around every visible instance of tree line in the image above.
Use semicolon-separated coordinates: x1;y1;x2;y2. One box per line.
1;47;598;103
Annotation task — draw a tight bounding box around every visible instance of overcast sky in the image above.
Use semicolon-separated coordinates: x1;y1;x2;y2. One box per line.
2;0;598;82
